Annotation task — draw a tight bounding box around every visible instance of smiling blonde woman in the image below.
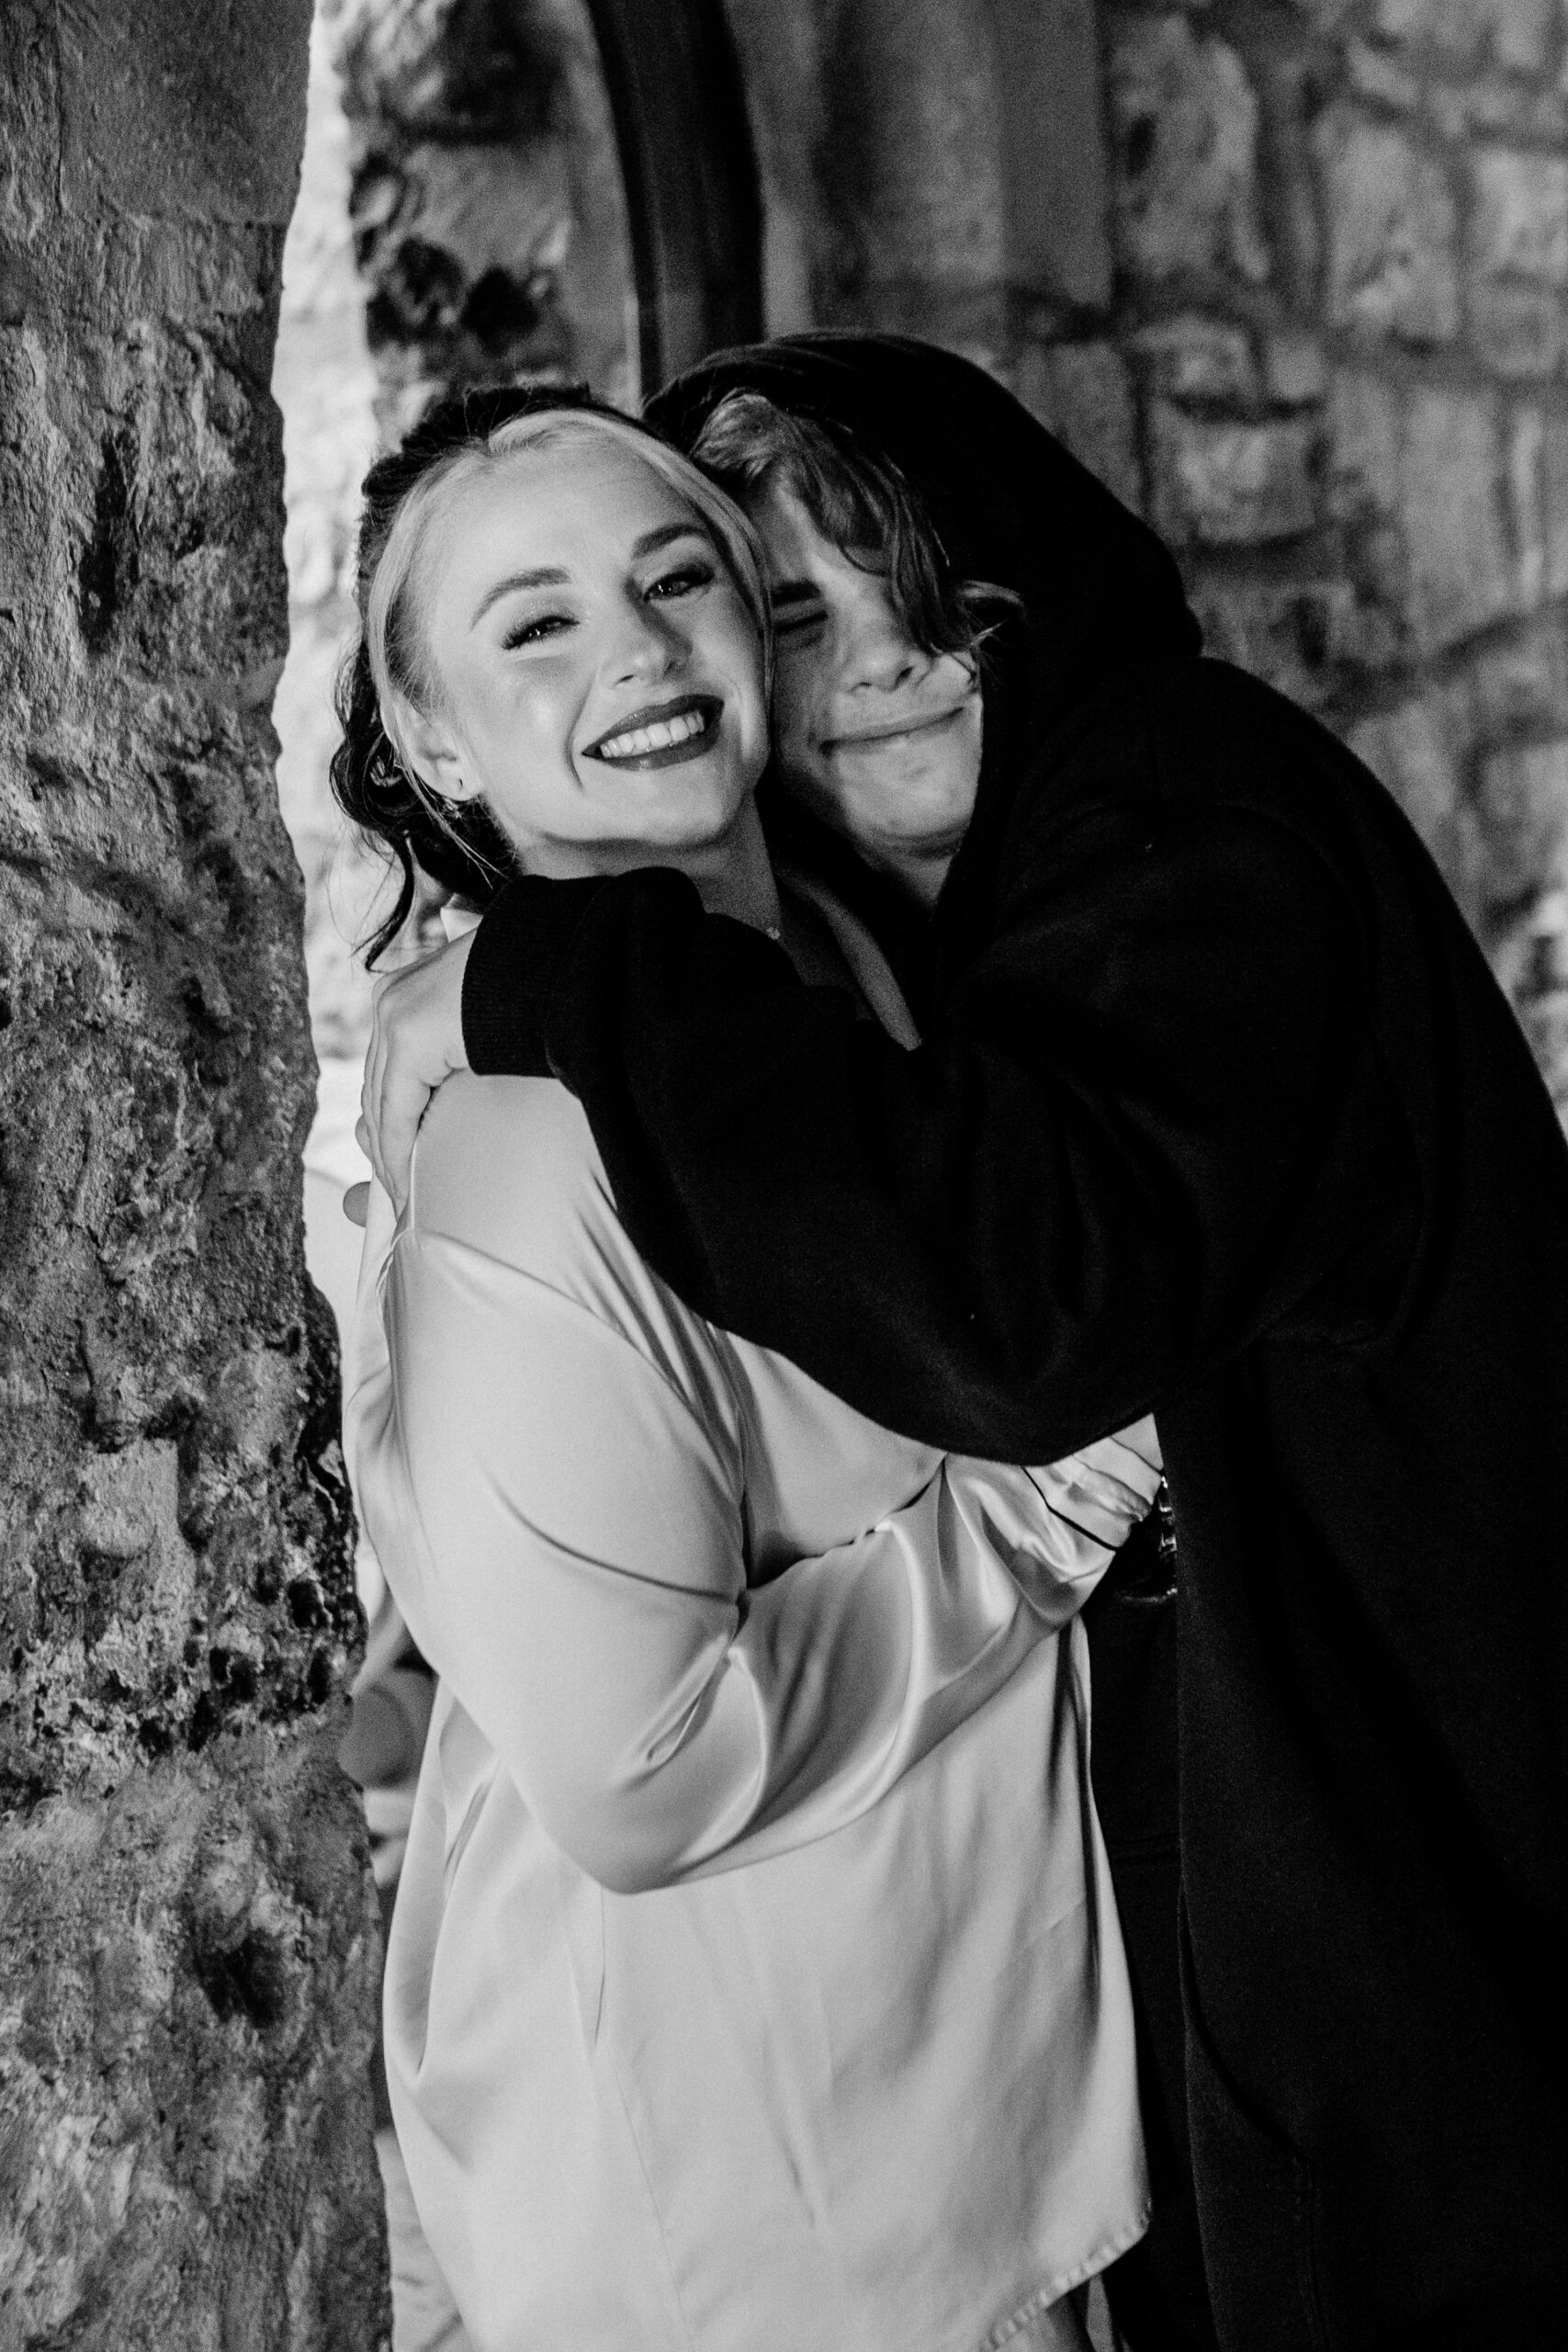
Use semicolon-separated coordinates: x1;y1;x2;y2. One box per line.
335;387;1161;2352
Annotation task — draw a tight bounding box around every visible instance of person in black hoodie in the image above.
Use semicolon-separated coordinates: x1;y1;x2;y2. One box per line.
353;338;1568;2350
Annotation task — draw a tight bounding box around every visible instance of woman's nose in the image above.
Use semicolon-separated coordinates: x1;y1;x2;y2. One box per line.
604;603;682;684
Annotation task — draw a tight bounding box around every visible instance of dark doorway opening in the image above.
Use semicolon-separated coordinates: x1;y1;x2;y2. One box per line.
586;0;763;390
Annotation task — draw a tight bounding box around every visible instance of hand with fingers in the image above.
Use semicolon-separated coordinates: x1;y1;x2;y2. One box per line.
348;926;476;1218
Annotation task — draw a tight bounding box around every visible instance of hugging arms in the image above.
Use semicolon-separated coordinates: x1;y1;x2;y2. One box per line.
356;337;1568;2350
339;385;1174;2352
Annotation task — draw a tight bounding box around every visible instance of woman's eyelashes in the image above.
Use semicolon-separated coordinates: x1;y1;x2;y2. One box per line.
501;609;574;650
499;562;716;650
644;559;716;602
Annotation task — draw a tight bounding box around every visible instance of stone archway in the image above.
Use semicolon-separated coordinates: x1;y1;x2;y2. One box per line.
585;0;763;388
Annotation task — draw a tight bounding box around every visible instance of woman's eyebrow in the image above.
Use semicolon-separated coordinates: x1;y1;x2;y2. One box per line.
470;526;705;627
630;521;709;557
471;566;570;626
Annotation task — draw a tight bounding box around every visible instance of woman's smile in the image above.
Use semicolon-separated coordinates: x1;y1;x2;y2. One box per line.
402;442;769;876
584;692;726;770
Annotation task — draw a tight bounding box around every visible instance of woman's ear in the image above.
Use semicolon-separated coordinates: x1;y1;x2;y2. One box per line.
387;691;478;805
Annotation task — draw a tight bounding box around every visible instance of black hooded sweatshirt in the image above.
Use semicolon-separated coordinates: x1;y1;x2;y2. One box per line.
457;337;1568;2346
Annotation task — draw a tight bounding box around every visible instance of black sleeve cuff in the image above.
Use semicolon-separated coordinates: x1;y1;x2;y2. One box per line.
459;868;701;1076
461;876;604;1076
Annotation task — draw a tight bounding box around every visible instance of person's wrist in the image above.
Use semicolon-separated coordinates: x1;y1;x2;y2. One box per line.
459;868;704;1077
460;876;604;1075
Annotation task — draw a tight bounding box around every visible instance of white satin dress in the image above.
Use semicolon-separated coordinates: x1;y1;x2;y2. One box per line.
344;886;1162;2352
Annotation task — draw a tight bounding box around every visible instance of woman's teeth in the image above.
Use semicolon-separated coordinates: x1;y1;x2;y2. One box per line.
595;707;711;762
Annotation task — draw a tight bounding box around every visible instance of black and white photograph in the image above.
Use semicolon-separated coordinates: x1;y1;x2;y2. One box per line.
2;6;1565;2348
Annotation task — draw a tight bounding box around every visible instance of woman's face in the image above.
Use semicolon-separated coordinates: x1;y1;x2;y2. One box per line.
408;439;768;876
746;481;983;868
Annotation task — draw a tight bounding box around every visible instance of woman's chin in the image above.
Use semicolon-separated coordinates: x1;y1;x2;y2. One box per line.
614;774;754;845
560;803;752;875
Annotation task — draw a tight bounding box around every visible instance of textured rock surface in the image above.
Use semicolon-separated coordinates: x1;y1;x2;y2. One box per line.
0;1;386;2340
1108;11;1271;287
1147;408;1318;547
1315;105;1461;340
333;0;634;433
1091;0;1568;1113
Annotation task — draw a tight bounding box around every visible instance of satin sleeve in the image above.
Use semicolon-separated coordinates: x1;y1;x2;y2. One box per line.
349;1211;1161;1896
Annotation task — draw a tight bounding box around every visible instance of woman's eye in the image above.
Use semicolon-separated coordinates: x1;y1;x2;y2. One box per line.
502;612;572;649
646;562;715;601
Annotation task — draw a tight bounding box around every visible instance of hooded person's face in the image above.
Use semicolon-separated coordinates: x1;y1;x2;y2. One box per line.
746;481;984;892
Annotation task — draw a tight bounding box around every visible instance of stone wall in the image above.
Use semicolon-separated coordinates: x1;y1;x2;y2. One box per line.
723;0;1568;1116
333;0;634;438
0;3;387;2342
1100;0;1568;1108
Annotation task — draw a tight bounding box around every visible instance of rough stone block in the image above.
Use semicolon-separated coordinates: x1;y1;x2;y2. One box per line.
1149;405;1316;545
1542;409;1568;599
1507;404;1550;607
1347;695;1458;846
1523;88;1568;144
1314;107;1460;343
1013;339;1144;512
1469;148;1568;286
1502;403;1568;610
1108;12;1270;284
1324;579;1411;672
0;1736;387;2349
1372;0;1554;73
1348;689;1486;918
1262;327;1329;407
1401;386;1517;648
1519;985;1568;1112
58;0;313;224
1130;313;1258;402
1186;571;1347;709
1486;0;1555;72
1327;368;1404;519
1466;616;1568;736
1467;277;1566;375
1470;75;1563;136
1347;38;1422;112
1478;736;1568;902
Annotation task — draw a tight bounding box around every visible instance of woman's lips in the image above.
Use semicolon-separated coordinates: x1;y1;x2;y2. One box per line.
584;693;725;771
